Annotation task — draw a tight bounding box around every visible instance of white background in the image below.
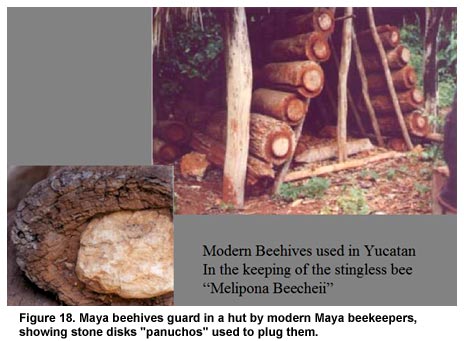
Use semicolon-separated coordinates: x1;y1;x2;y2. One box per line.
1;1;462;340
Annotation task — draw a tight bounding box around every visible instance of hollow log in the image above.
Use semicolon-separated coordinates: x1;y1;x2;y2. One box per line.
153;120;191;145
259;61;325;98
363;45;410;73
286;8;335;36
359;88;424;114
12;166;174;306
251;88;308;125
189;131;275;194
205;113;295;166
376;111;430;137
153;138;181;163
357;25;400;51
269;31;331;62
295;138;374;164
367;66;417;94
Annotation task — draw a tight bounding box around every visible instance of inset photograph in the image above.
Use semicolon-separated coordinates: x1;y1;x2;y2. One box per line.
152;7;456;215
8;166;173;306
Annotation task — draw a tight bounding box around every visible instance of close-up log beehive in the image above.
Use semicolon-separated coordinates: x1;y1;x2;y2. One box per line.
11;166;174;306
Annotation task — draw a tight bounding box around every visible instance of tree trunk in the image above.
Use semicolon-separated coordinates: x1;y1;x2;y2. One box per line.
376;111;430;137
251;88;308;125
337;7;353;162
153;138;181;163
359;88;424;114
286;8;335;36
357;24;400;51
363;45;411;73
223;8;253;207
153;121;191;145
367;65;417;94
423;8;444;122
352;26;385;147
12;166;174;306
367;7;413;150
295;138;374;163
269;32;331;62
190;131;275;195
259;60;324;98
205;112;295;166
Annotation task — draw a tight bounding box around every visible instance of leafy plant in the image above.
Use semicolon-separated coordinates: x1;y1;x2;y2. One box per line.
337;186;370;215
386;168;397;180
421;143;443;163
360;169;379;181
414;183;430;195
277;177;330;202
419;167;432;180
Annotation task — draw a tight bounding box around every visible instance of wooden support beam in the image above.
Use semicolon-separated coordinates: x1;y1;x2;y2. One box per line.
285;151;402;182
352;26;385;147
223;8;253;207
295;138;374;163
367;7;413;150
337;7;353;162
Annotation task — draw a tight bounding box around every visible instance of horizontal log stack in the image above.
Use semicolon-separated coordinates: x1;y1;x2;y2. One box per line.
153;120;191;164
356;25;429;139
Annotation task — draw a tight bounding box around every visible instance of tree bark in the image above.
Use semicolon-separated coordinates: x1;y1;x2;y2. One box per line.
367;65;417;94
295;138;374;164
367;7;413;150
423;8;444;122
12;166;174;306
251;88;308;125
357;24;400;51
352;26;385;147
376;111;430;137
359;88;424;114
363;45;411;73
286;8;335;36
223;8;253;207
269;32;331;62
337;7;353;162
153;121;191;145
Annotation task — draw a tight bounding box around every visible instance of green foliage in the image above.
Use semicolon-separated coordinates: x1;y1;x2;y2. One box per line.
277;177;330;202
400;22;423;87
337;186;370;215
386;168;397;180
360;169;379;181
419;167;432;180
414;182;430;195
421;143;443;163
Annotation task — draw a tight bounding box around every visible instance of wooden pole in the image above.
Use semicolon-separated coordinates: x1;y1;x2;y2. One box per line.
352;26;385;147
367;7;413;150
272;99;309;194
337;7;353;162
223;8;253;207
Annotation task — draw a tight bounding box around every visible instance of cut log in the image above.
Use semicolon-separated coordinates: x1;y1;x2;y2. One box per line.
388;138;409;151
179;152;210;180
367;65;417;94
153;138;181;164
286;8;335;36
269;31;331;62
205;113;295;166
285;151;402;182
359;88;424;114
424;132;444;143
251;88;308;125
12;166;174;306
376;111;430;137
189;131;275;194
153;120;191;145
295;138;374;163
258;61;325;98
363;45;410;73
357;25;400;51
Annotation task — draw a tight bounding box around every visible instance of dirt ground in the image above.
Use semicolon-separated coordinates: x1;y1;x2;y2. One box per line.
175;148;435;215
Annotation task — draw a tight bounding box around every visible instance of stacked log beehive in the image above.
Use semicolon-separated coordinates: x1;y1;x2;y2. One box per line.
356;25;430;138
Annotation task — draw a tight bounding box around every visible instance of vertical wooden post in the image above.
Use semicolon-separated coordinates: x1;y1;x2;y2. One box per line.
223;8;253;208
352;26;385;147
337;7;353;162
367;7;413;150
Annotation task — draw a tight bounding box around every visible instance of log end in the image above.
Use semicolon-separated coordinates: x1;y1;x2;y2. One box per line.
412;88;424;104
405;66;418;86
271;136;290;158
302;69;323;94
390;30;400;44
308;38;331;62
399;46;411;64
316;10;335;33
76;209;174;300
286;98;306;122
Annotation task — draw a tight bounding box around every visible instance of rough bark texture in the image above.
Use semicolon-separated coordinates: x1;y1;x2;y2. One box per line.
359;88;424;115
367;8;413;150
12;166;173;306
269;32;331;62
251;88;308;125
179;152;210;180
363;45;410;73
205;112;295;166
352;27;385;147
377;111;430;137
223;7;253;207
357;24;400;51
153;120;191;145
153;138;181;164
286;8;335;36
295;138;374;164
259;60;324;98
367;65;417;94
337;7;353;162
190;131;274;195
